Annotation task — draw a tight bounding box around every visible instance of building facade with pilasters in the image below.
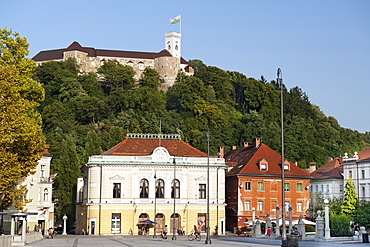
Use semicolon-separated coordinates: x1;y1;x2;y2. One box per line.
76;133;226;235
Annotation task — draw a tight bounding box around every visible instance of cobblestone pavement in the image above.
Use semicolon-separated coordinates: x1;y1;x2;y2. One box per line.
27;235;368;247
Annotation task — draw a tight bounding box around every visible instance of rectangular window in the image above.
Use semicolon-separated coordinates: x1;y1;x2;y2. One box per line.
284;183;290;192
339;184;344;192
297;202;302;212
257;182;264;191
199;184;206;199
260;164;267;171
326;184;329;192
257;201;263;211
111;213;121;233
245;182;251;191
296;183;303;192
362;170;365;179
113;183;121;198
245;201;251;211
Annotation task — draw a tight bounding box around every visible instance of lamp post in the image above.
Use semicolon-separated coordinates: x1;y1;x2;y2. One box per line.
62;214;68;235
277;68;286;247
172;157;177;240
153;172;157;238
205;131;211;244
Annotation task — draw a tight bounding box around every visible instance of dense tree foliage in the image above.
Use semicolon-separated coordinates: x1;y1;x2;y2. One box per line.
0;29;45;210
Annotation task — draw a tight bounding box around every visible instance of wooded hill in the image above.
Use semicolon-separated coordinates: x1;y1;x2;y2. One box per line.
34;58;370;170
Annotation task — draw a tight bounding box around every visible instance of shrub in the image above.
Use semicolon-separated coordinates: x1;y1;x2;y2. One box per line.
330;214;352;237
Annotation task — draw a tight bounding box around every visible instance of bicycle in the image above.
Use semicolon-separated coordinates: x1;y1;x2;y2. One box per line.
158;231;168;240
188;232;201;241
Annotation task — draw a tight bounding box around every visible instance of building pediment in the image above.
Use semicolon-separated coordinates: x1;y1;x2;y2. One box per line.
195;176;207;182
151;147;170;162
109;175;125;180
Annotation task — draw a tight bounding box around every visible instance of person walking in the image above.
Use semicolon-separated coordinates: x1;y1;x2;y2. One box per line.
266;227;271;241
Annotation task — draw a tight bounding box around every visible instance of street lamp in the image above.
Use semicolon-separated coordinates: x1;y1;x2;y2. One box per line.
153;172;157;238
62;214;68;235
277;68;286;247
172;157;177;240
205;131;211;244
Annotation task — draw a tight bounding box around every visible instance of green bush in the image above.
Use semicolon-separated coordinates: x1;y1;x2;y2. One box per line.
330;214;352;237
305;225;315;232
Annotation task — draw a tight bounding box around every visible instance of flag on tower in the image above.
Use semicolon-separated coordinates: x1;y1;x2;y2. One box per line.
170;15;180;24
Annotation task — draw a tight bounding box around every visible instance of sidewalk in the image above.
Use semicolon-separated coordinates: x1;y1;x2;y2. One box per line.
27;234;370;247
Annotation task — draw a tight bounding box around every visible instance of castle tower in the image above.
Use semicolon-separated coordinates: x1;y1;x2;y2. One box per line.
165;32;181;58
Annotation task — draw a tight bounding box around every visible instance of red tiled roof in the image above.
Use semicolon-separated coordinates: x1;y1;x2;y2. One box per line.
102;138;207;157
311;157;343;179
32;42;189;65
225;143;310;177
359;147;370;160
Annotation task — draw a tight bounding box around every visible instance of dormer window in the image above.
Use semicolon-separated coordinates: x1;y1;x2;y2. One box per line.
127;61;133;67
280;160;290;171
258;158;268;172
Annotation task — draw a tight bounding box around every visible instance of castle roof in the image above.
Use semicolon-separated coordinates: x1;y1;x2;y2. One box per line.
32;41;189;64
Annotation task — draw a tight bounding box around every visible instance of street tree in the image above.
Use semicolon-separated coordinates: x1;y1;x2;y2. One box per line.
341;173;358;219
0;28;45;210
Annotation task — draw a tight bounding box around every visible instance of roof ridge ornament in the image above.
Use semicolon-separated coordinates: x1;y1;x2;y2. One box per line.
126;133;181;140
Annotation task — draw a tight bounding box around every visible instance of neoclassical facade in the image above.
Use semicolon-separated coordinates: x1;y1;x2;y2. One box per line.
76;134;226;235
32;32;193;90
342;147;370;201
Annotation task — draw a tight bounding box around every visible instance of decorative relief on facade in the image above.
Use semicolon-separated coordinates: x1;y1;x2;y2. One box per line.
109;175;125;180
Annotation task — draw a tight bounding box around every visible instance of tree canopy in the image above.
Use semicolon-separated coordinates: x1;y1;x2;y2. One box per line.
0;28;45;210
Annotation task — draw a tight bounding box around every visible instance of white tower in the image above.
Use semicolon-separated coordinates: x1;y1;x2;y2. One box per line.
165;32;181;58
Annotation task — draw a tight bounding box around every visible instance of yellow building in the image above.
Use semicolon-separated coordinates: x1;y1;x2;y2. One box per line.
76;133;226;236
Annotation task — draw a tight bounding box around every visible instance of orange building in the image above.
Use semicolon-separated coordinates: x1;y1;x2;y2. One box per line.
224;139;311;231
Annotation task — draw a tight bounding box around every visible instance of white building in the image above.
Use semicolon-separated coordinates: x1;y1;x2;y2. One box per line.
76;133;227;235
342;147;370;201
310;158;344;201
2;146;54;235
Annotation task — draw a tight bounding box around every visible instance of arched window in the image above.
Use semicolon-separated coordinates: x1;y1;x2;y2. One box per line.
171;179;180;199
168;45;171;50
140;179;149;198
156;179;164;198
138;62;144;70
43;188;48;201
175;45;178;51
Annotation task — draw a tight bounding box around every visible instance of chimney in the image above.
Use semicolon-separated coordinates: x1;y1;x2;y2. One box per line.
218;147;224;158
254;138;261;147
243;142;249;147
231;146;237;150
309;162;316;173
327;157;333;162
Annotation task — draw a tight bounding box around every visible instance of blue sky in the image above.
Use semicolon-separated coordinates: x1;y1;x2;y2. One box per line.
2;0;369;133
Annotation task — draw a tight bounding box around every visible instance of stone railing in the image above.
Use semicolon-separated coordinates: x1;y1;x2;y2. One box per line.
0;235;11;247
26;232;43;244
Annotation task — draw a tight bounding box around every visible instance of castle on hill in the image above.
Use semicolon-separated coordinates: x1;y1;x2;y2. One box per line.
32;32;193;90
